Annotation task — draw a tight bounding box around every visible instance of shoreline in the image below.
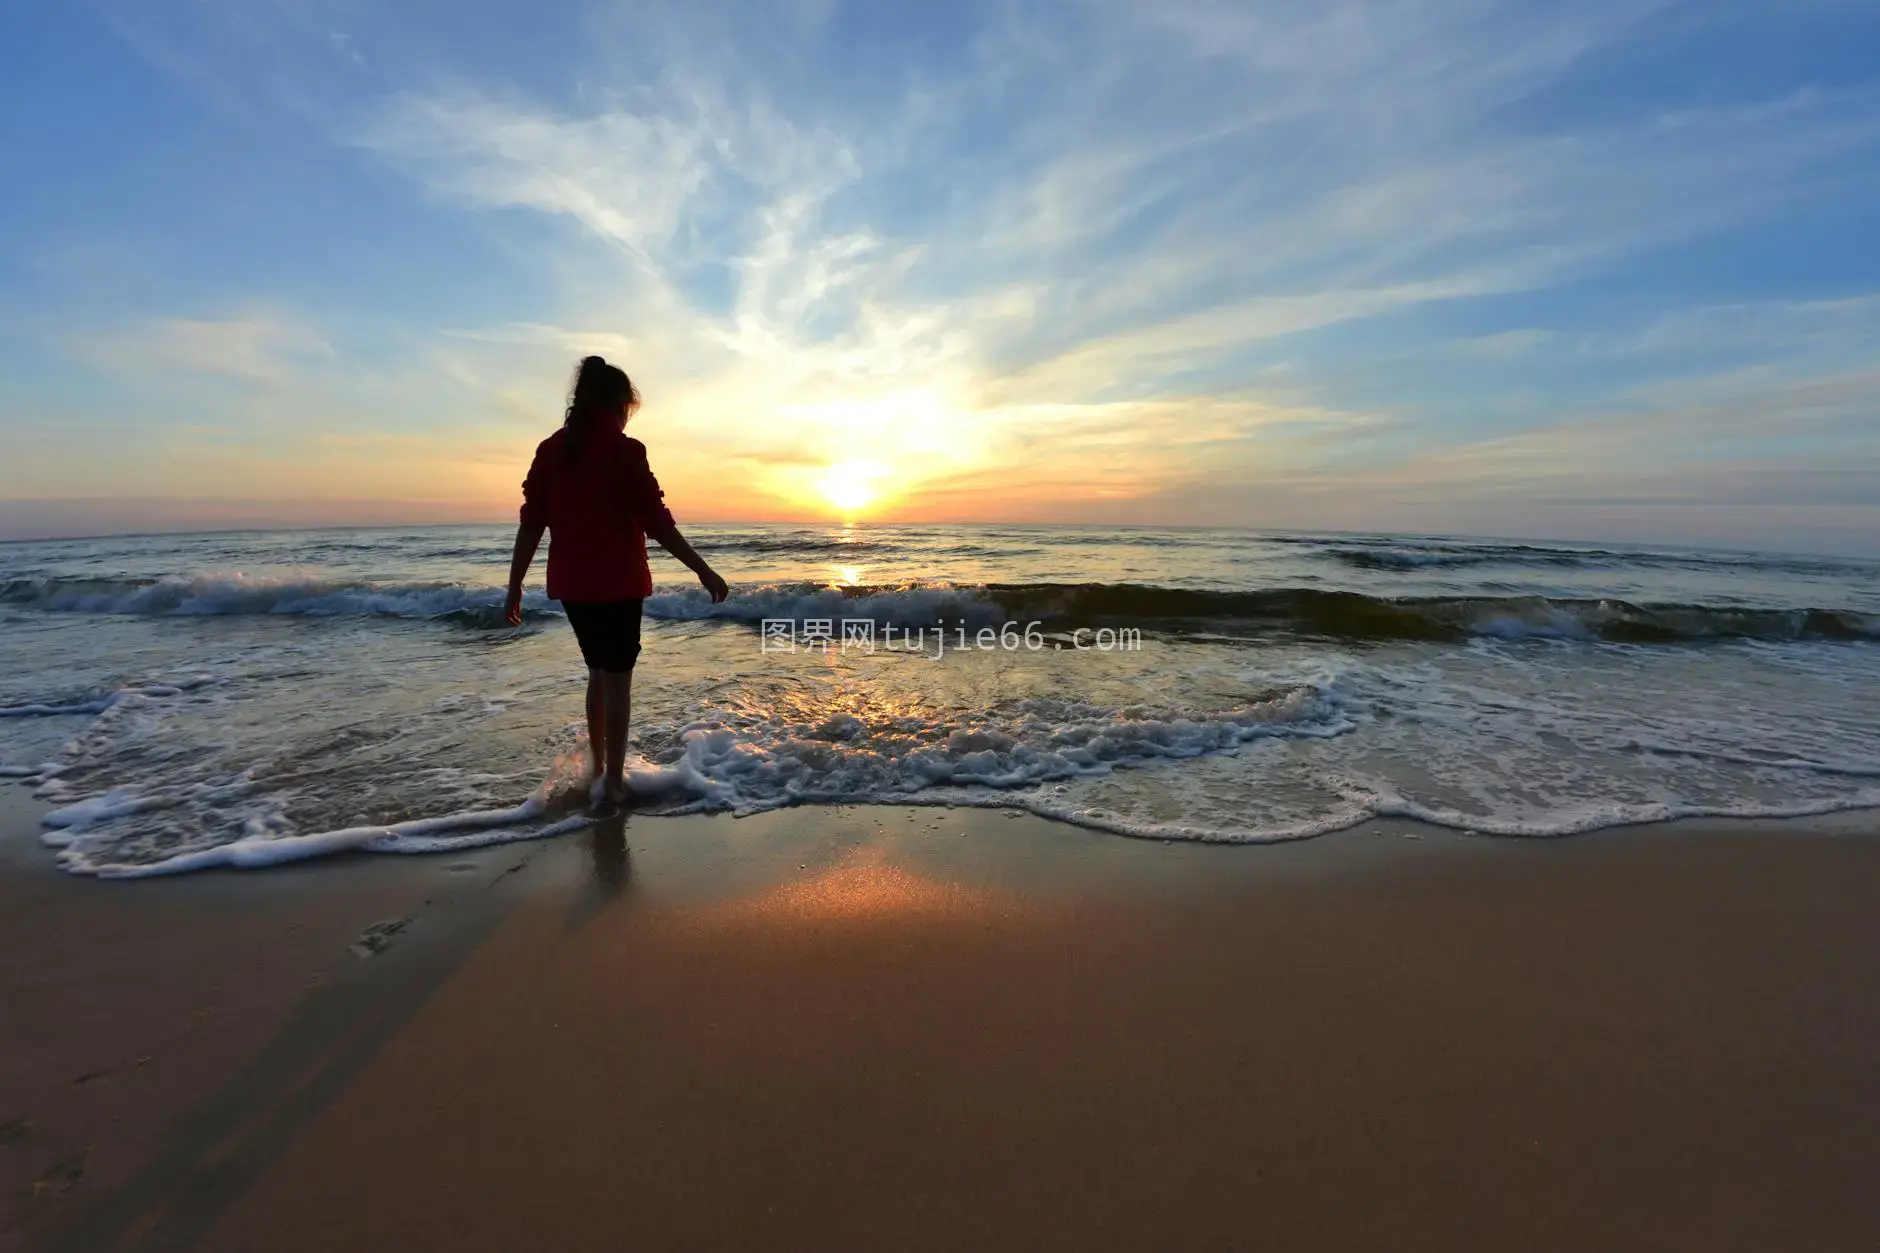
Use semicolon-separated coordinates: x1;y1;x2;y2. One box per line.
4;788;1879;1250
17;770;1880;881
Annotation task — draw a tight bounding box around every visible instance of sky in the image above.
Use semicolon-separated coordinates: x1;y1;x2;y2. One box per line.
2;0;1878;553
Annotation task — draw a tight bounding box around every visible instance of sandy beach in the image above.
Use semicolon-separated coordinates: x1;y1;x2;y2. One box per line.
4;789;1879;1252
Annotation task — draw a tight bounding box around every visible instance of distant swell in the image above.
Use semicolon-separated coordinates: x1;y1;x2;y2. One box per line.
1327;547;1593;571
693;535;895;556
692;534;1023;559
1316;539;1864;577
6;573;1874;645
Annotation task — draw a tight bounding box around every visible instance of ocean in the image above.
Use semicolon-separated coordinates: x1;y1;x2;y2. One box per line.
3;523;1877;877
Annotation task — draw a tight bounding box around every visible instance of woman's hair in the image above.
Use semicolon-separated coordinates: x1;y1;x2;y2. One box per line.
563;355;639;460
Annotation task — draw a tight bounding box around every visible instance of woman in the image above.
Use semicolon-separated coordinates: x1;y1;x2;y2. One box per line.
504;355;729;805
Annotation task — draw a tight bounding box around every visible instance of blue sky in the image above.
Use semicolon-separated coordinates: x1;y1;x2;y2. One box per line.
2;0;1878;552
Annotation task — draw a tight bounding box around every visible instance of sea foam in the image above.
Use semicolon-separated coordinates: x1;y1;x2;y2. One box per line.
0;681;209;718
45;751;607;878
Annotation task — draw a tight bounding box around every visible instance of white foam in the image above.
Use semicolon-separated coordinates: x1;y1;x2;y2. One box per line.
913;787;1382;845
616;685;1354;818
0;699;119;718
1359;788;1880;839
40;788;174;839
0;679;215;719
1626;739;1880;779
724;779;1880;845
47;773;609;878
1;689;161;718
646;582;1007;629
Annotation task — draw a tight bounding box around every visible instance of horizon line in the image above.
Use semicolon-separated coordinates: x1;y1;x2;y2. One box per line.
0;515;1863;567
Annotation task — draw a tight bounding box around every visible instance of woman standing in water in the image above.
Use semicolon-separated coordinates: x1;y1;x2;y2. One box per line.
505;355;729;804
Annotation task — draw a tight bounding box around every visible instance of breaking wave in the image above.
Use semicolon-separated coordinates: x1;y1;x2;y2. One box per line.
971;584;1879;643
6;573;1876;644
0;574;562;626
672;582;1878;644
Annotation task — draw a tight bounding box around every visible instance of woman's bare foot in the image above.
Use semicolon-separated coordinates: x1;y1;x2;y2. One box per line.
603;774;632;806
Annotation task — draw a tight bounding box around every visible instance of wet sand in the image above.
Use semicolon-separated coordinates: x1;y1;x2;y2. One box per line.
4;791;1879;1252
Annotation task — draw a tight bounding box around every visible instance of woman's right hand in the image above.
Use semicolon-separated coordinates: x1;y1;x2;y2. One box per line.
699;568;729;604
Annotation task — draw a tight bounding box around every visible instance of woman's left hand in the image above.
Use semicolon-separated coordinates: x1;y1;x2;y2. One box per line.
504;584;524;626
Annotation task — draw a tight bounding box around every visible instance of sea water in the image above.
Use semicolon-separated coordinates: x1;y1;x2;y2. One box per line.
2;524;1877;876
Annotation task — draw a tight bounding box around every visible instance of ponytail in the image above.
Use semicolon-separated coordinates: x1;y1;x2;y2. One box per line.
563;355;638;461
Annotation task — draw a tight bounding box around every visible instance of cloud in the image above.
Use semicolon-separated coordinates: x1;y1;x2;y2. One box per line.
0;496;508;543
1449;330;1555;358
1610;294;1880;362
74;311;335;385
355;80;868;275
360;89;710;264
1318;364;1880;510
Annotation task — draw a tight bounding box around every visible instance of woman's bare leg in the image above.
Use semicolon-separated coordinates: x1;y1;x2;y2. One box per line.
585;670;607;780
602;671;633;801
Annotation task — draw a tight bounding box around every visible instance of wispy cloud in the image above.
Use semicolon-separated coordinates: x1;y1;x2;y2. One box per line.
75;311;334;385
1318;364;1880;515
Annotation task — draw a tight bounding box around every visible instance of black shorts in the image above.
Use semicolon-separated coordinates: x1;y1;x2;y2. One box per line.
562;599;644;673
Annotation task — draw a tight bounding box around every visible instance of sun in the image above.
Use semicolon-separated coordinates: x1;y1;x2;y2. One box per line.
817;460;888;518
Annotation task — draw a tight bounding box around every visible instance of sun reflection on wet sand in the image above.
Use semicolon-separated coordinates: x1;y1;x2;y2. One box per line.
681;846;1009;929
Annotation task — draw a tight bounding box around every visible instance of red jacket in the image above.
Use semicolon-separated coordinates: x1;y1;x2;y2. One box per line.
520;427;676;602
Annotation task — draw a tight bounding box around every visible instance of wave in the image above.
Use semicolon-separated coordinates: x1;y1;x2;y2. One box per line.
7;573;1875;644
608;581;1880;643
1316;537;1870;577
692;534;895;556
688;533;1031;560
0;678;217;719
966;584;1879;643
43;777;602;879
645;583;1011;630
0;574;561;626
1327;547;1600;571
644;685;1352;802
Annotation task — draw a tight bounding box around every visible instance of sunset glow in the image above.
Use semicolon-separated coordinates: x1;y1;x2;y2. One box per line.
815;460;891;519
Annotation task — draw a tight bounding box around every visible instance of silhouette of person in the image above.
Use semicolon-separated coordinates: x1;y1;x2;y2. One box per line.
505;355;728;805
